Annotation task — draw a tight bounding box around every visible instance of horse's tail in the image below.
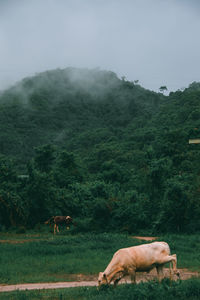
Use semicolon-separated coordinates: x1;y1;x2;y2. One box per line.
44;216;55;225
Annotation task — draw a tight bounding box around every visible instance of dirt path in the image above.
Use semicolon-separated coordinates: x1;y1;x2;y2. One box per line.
0;236;158;244
0;269;199;293
0;238;49;244
0;281;97;292
132;236;158;241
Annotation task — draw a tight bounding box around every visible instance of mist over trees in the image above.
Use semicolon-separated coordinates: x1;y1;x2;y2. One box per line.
0;68;200;233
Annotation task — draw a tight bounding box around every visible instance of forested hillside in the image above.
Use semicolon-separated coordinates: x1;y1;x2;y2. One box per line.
0;68;200;233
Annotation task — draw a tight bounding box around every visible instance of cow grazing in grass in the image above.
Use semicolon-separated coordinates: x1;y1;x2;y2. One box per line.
45;216;73;234
98;242;180;286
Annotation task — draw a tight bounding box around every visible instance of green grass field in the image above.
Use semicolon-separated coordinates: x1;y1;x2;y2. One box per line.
0;231;200;284
0;231;200;299
1;279;200;300
0;232;139;284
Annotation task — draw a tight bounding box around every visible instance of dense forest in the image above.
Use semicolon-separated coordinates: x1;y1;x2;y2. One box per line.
0;67;200;233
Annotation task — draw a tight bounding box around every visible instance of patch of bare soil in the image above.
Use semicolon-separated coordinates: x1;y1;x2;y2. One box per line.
0;235;158;244
0;238;48;244
52;273;97;282
0;269;198;293
0;239;34;244
132;236;158;241
135;268;199;282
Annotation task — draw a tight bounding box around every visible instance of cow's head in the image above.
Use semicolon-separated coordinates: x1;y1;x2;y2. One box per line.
98;272;108;286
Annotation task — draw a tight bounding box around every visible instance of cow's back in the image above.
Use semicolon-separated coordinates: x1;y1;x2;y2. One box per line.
112;242;170;272
130;242;170;271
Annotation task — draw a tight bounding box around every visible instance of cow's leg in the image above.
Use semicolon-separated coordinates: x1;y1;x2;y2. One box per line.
113;278;120;286
54;224;56;234
113;272;124;287
57;225;59;233
157;254;179;279
129;268;136;284
156;264;164;282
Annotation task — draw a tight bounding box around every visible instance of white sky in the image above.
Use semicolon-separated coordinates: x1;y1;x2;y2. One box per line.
0;0;200;92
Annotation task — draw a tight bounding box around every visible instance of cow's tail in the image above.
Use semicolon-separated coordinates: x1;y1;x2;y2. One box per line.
167;243;173;281
169;261;173;281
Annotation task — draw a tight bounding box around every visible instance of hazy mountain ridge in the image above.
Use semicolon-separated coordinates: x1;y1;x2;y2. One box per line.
0;68;163;165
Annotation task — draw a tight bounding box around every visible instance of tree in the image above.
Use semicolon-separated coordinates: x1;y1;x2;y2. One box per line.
155;178;191;232
54;151;83;188
34;144;55;173
25;165;56;225
0;155;27;227
159;86;168;94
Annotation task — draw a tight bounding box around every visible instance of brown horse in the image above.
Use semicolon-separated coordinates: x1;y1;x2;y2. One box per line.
45;216;73;234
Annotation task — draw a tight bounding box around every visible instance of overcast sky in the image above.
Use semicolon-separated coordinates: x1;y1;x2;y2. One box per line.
0;0;200;92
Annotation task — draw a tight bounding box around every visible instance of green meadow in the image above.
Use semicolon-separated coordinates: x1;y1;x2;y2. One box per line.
0;232;200;285
0;232;134;284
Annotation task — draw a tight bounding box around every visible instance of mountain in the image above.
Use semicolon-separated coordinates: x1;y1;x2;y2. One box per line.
0;67;200;233
0;67;163;168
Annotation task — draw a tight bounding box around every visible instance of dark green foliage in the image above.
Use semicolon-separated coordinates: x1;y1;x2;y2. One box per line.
0;155;28;228
0;68;200;233
34;144;55;173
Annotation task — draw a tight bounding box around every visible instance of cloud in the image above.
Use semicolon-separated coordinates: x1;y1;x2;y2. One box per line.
0;0;200;92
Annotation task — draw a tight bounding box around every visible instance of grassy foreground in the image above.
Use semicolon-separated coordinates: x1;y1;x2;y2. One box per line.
0;232;137;284
1;279;200;300
0;232;200;285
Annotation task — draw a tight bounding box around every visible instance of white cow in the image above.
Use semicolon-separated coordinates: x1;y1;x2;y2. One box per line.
98;242;180;286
